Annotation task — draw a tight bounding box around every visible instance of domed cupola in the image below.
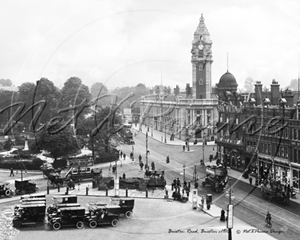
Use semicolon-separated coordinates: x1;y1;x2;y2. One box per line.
217;71;238;91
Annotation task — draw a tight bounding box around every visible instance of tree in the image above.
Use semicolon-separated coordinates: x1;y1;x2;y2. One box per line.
3;138;13;151
17;82;36;127
0;90;18;128
77;106;123;154
286;79;298;91
0;79;13;86
90;82;109;107
244;77;254;92
36;127;80;160
59;77;91;109
35;78;61;123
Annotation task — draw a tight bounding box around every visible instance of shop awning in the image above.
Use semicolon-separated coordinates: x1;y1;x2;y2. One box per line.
258;153;290;167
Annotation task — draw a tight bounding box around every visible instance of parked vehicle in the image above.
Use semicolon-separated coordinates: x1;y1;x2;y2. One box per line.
84;204;120;228
202;165;228;193
48;207;86;230
0;182;13;197
40;163;61;179
47;195;79;217
111;198;134;218
12;202;46;228
15;180;39;195
14;194;46;215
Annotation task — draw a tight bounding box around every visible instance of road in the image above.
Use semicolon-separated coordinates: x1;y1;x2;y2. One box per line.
117;132;300;240
1;132;300;239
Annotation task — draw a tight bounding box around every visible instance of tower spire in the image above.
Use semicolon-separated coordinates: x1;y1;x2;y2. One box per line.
227;52;229;72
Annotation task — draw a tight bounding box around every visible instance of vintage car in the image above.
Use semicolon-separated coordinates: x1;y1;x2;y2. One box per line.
47;195;79;217
111;198;134;218
15;180;39;195
84;204;120;228
0;182;13;197
48;207;86;230
12;202;46;228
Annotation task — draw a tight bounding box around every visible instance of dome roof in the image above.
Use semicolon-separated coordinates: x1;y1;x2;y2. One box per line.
217;71;238;89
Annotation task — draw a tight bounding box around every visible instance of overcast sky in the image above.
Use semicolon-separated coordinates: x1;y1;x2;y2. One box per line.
1;0;299;91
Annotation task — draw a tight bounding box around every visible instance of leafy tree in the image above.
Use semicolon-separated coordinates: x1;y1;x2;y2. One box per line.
285;79;298;91
0;90;18;128
3;138;14;151
0;79;13;86
36;127;80;160
18;82;36;127
77;106;123;154
59;77;91;109
90;82;110;107
35;78;61;123
244;77;254;92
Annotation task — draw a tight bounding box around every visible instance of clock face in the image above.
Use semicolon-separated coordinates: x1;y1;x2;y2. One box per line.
198;44;204;50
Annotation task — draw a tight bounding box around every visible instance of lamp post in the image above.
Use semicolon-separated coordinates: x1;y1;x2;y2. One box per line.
226;178;234;240
202;136;205;163
183;164;186;183
164;124;167;143
132;145;134;161
146;131;149;168
151;121;153;137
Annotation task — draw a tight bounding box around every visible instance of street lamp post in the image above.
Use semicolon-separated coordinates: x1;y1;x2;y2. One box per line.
132;145;134;161
165;124;167;143
202;137;205;163
151;121;153;137
227;178;234;240
146;131;149;169
183;164;186;183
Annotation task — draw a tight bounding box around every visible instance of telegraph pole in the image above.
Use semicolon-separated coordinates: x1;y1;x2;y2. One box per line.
227;178;233;240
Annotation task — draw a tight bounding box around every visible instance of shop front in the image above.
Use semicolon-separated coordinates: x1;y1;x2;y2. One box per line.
258;153;291;185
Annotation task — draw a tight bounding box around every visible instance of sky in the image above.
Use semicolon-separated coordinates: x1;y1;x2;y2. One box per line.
1;0;300;91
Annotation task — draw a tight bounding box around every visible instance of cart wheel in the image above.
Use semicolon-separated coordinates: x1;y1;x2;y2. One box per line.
52;222;61;230
111;219;119;227
89;220;97;228
5;190;11;197
76;221;84;229
125;211;133;218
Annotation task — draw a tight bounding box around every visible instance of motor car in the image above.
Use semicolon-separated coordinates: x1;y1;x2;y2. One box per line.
110;198;134;218
48;207;86;230
84;204;120;228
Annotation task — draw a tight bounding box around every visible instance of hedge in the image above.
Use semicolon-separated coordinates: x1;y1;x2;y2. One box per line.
0;158;44;170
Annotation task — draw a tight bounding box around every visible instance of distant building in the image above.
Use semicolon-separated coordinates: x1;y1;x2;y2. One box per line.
140;14;218;142
216;78;300;192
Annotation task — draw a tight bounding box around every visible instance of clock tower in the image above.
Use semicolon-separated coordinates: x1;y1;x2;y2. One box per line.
191;14;213;99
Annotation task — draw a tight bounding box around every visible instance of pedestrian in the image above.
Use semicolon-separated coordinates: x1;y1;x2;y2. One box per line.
249;176;253;185
186;189;190;198
139;154;142;162
220;209;226;222
140;161;144;170
123;153;126;160
200;196;204;210
130;152;133;159
200;159;204;166
166;155;170;163
172;178;177;191
123;173;126;179
188;182;191;191
194;181;199;189
183;145;185;151
183;181;187;190
10;168;14;177
176;178;181;188
120;151;123;157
